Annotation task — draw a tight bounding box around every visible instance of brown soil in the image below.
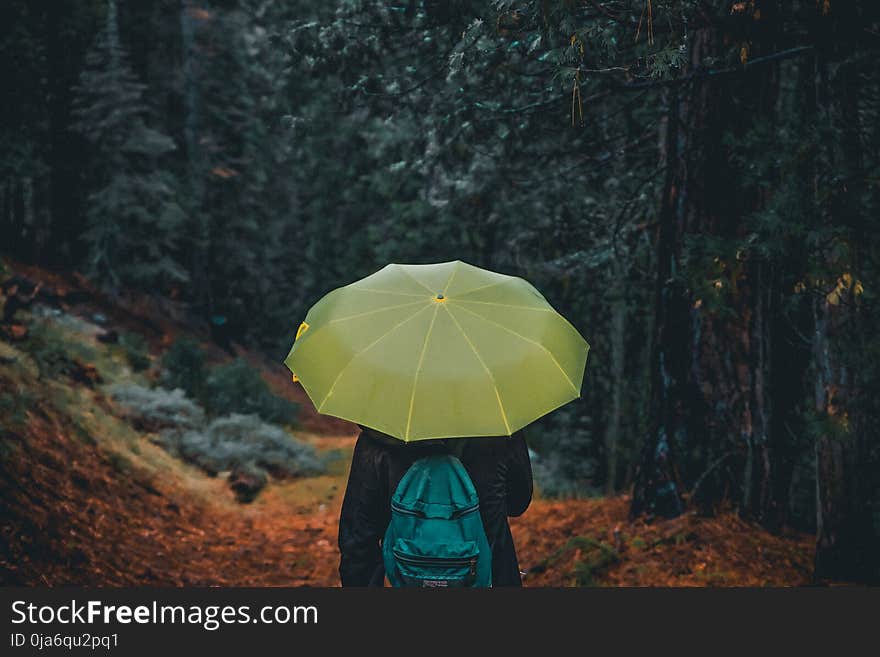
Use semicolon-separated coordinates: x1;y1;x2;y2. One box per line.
513;498;813;587
0;401;346;587
0;403;813;587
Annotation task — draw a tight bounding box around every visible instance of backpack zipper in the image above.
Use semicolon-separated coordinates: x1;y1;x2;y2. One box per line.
392;550;478;572
391;502;480;518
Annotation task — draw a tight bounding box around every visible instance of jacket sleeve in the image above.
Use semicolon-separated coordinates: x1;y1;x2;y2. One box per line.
338;435;387;586
504;432;533;517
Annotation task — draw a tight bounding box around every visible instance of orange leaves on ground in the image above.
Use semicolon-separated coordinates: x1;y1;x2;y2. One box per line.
512;497;813;587
0;408;343;586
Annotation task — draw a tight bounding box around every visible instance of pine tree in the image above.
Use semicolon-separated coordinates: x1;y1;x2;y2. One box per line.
72;0;187;292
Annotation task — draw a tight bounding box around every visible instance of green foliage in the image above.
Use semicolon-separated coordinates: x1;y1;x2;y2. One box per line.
571;541;619;587
119;332;151;372
21;323;72;379
160;338;207;402
109;382;321;501
20;322;98;380
0;379;36;432
203;359;299;425
160;341;298;426
71;0;186;292
530;536;619;586
179;0;300;347
528;405;599;498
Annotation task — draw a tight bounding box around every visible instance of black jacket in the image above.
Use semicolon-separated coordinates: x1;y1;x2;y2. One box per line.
338;428;533;587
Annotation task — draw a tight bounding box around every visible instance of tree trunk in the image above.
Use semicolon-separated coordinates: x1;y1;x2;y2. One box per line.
741;260;772;518
811;292;870;581
811;9;876;580
603;266;625;494
630;81;686;519
632;18;725;519
180;0;211;315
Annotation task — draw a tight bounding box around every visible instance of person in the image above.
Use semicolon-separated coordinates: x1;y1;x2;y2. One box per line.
338;425;533;587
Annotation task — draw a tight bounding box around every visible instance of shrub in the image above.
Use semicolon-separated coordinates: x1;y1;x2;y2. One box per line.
21;322;78;378
203;359;298;425
160;338;207;401
526;405;599;499
108;383;205;432
159;345;297;426
109;383;320;502
176;413;323;479
0;375;36;432
119;332;151;371
531;452;598;499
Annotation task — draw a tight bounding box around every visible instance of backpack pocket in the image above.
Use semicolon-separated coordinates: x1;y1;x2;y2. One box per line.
391;538;479;588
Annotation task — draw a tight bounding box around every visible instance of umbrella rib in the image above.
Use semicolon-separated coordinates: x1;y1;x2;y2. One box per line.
352;287;427;298
442;261;460;295
450;302;580;395
394;264;436;294
404;302;441;441
443;305;512;435
452;277;512;299
317;303;432;412
454;299;553;311
328;299;428;324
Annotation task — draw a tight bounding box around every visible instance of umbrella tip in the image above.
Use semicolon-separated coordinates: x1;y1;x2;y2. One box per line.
433;293;446;303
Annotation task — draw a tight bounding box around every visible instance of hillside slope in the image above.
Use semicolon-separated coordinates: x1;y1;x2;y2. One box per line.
0;261;813;586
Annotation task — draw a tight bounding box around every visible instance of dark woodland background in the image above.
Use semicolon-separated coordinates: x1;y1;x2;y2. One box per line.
1;0;879;584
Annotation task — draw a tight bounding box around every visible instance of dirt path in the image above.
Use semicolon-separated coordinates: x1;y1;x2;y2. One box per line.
1;410;813;587
0;402;350;586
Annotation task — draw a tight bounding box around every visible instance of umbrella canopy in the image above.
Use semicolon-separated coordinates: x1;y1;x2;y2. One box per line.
284;261;589;442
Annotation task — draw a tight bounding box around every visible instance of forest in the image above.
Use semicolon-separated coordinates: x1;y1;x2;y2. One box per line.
1;0;879;585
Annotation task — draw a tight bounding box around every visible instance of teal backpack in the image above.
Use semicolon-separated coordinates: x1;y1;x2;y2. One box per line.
382;453;492;588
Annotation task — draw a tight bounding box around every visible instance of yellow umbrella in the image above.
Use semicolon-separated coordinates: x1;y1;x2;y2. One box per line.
285;261;589;441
